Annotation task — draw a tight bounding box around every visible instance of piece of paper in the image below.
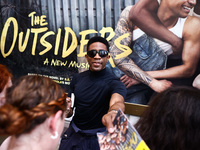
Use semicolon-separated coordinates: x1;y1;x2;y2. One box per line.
97;109;150;150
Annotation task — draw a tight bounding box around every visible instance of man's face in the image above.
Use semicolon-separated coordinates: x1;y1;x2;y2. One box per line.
85;42;110;72
165;0;196;17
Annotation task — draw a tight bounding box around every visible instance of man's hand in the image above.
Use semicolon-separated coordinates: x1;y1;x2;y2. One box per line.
120;75;140;88
149;79;172;93
102;110;118;134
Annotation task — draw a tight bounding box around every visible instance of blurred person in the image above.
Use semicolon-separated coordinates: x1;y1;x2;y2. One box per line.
59;36;127;150
0;64;13;107
0;75;68;150
135;86;200;150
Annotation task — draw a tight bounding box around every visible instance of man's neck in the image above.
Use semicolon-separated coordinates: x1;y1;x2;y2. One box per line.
157;3;179;28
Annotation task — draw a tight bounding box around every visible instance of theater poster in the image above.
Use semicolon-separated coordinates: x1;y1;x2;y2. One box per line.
0;0;135;92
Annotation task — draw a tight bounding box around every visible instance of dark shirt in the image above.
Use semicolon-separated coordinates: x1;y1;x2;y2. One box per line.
69;68;127;130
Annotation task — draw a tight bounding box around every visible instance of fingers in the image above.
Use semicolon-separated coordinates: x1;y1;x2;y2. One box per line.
159;80;172;92
121;76;140;88
162;80;172;87
120;75;131;87
120;75;126;80
120;75;127;83
102;112;117;133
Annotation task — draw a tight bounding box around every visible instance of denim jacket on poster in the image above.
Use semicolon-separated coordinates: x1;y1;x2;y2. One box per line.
107;34;167;104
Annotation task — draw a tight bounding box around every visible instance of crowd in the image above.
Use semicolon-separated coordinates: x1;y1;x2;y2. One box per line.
0;0;200;149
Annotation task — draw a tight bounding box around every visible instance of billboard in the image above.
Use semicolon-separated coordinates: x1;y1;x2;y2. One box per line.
0;0;135;92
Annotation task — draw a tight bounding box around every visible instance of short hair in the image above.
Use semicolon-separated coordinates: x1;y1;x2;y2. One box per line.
0;75;67;135
87;36;110;52
0;64;12;93
135;86;200;150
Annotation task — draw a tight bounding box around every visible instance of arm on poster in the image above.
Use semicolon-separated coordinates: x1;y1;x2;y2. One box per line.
102;93;125;133
110;6;172;92
129;0;183;54
146;16;200;80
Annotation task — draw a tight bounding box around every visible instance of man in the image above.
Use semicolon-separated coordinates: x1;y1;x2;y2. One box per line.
129;0;200;52
109;0;200;104
131;0;200;90
59;36;127;150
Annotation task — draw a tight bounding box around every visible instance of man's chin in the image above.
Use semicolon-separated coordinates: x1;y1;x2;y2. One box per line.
90;67;102;72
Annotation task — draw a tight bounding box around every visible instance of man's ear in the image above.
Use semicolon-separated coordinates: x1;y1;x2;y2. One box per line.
49;110;63;132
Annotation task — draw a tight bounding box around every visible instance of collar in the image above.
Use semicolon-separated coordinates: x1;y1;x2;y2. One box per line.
89;68;107;77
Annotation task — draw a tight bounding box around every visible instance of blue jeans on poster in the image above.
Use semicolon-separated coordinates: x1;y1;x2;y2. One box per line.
107;34;167;104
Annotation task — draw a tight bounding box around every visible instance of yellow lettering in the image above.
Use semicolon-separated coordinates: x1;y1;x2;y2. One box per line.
39;31;55;55
108;57;116;68
51;59;57;66
131;131;137;145
31;27;48;55
1;17;18;58
99;27;115;67
99;27;115;41
60;60;68;66
28;12;36;26
121;131;138;150
54;28;61;55
0;15;132;63
43;58;49;65
79;29;98;57
40;15;48;26
68;61;77;67
114;33;132;59
28;12;47;26
18;29;30;52
34;16;40;25
68;61;89;69
62;27;77;58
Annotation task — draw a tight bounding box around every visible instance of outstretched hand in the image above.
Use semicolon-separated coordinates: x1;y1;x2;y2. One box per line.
102;111;118;134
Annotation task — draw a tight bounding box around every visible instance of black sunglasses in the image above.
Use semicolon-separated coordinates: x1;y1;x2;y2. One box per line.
87;49;109;58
